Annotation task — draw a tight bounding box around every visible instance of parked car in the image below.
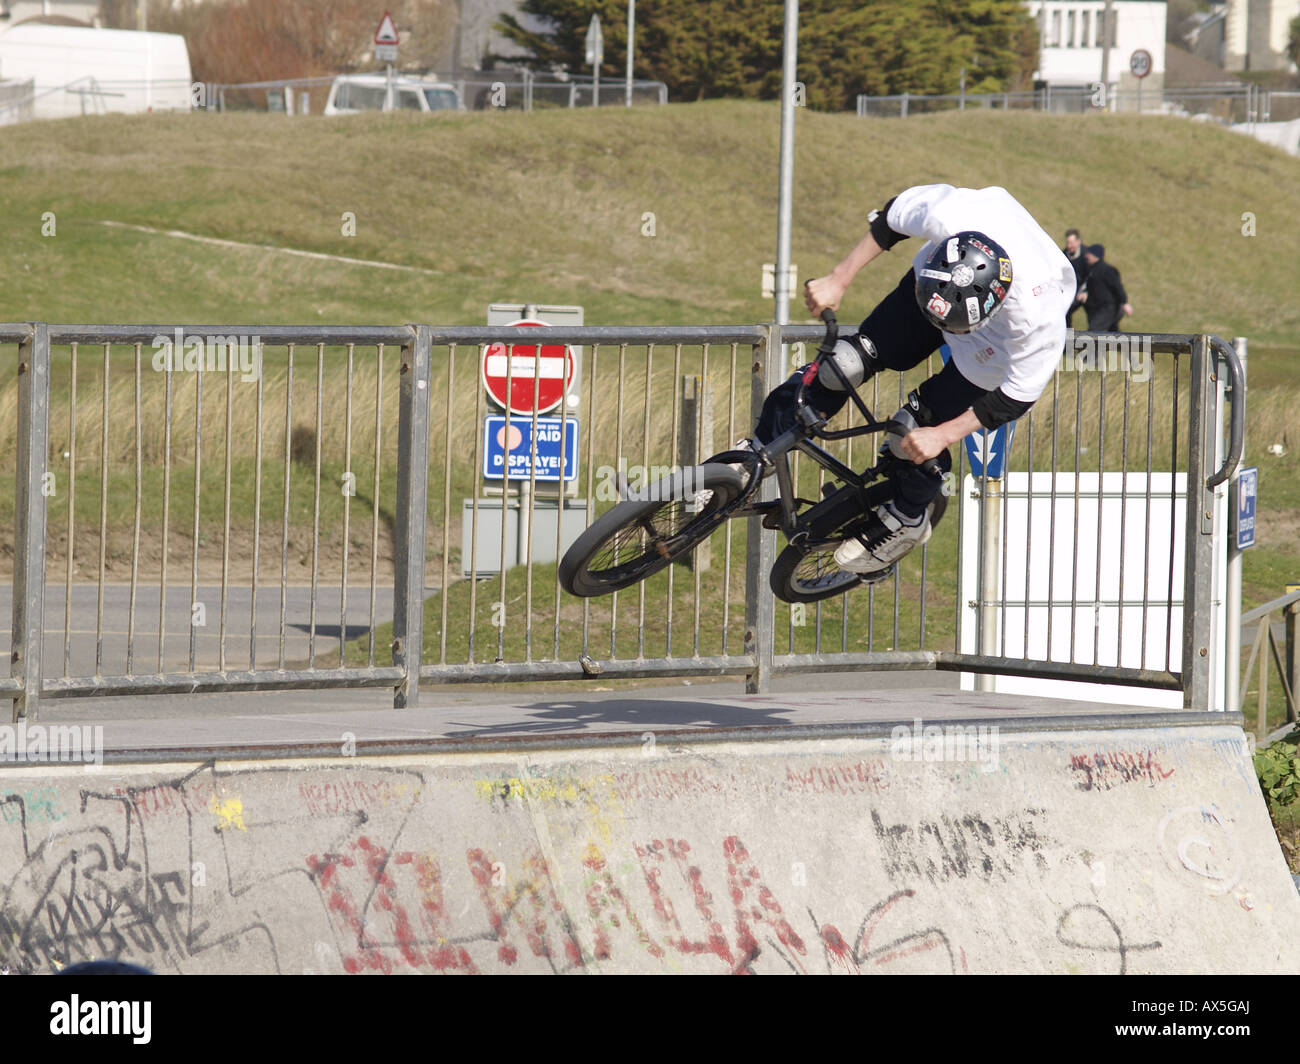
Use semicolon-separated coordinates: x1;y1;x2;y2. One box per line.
323;74;463;115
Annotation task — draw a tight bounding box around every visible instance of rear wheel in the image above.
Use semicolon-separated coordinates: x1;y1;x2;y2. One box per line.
770;489;948;604
559;464;746;598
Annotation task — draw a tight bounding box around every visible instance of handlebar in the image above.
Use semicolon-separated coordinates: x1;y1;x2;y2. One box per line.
794;309;944;480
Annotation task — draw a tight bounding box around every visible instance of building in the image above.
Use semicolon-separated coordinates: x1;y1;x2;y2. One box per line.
1190;0;1300;72
0;1;101;26
442;0;541;73
1025;1;1168;100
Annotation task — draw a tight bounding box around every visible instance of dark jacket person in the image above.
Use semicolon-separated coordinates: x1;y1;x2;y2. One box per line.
1082;244;1132;331
1062;228;1089;326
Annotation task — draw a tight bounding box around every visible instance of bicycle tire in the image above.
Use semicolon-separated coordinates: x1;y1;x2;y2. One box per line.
770;487;948;604
559;464;747;598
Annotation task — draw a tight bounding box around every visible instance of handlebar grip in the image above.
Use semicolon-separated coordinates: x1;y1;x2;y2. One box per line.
820;307;836;326
921;458;944;479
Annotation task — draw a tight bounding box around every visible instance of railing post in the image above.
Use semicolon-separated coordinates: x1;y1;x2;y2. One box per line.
1287;598;1299;723
745;326;781;694
1225;338;1246;712
392;325;433;708
12;323;50;722
1182;335;1216;710
976;477;1002;692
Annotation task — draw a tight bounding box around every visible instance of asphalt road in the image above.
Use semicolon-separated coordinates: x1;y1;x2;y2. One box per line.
0;583;428;677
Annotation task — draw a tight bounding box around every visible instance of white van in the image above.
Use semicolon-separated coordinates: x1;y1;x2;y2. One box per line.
323;74;463;115
0;23;192;120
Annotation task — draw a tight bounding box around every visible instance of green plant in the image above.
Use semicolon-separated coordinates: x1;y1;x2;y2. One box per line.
1253;729;1300;807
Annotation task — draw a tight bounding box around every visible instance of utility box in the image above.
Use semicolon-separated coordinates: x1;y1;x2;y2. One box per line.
461;497;588;577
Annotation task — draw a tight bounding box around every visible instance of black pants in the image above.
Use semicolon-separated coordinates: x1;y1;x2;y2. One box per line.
1087;307;1122;332
755;270;990;519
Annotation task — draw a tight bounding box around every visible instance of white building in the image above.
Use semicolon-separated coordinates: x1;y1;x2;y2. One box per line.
1025;1;1168;99
0;22;191;118
1219;0;1300;71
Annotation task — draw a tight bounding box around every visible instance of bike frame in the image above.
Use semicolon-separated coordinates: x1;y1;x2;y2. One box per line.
712;310;915;548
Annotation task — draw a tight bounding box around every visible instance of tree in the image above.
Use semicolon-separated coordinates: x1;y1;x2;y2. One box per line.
493;0;1040;107
1288;14;1300;72
114;0;457;85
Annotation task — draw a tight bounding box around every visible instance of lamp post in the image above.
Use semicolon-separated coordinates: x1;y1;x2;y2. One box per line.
625;1;635;106
774;0;798;327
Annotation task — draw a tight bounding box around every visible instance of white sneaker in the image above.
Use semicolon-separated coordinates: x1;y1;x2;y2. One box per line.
833;501;932;574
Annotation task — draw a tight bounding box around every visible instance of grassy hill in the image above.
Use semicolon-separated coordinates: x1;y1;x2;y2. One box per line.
2;101;1299;343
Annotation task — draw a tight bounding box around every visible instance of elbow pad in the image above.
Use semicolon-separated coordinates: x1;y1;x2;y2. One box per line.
868;195;907;251
972;388;1033;430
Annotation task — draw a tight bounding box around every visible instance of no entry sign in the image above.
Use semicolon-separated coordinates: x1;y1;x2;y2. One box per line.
481;319;575;416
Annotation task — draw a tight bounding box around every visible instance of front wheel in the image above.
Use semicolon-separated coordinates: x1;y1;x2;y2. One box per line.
559;464;747;598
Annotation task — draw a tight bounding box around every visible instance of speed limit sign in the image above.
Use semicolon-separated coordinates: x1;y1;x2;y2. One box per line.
1130;49;1152;79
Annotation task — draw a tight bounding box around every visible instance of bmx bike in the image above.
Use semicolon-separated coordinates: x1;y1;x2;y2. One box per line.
558;310;948;604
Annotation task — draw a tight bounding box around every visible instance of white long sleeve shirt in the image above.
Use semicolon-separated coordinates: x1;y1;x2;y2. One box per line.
885;184;1075;403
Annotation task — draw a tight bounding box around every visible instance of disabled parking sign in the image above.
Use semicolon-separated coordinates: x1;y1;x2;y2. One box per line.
483;416;578;482
1235;467;1257;550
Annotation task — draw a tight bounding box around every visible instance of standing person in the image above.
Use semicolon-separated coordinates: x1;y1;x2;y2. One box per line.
1082;244;1132;331
751;183;1074;575
1063;228;1089;327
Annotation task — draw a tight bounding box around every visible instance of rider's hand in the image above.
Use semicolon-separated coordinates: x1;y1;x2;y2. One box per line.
898;426;947;465
804;275;847;316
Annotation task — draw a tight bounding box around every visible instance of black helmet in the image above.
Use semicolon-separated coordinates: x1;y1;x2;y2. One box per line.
914;231;1012;334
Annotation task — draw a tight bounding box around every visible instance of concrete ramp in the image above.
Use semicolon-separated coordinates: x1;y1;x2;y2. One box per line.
2;711;1297;974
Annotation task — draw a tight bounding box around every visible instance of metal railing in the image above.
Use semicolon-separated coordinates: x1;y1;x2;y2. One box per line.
1239;589;1300;736
857;84;1275;124
0;78;35;125
205;71;669;114
0;322;1242;720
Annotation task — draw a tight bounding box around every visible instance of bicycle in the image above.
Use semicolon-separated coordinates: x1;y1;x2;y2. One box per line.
558;310;948;604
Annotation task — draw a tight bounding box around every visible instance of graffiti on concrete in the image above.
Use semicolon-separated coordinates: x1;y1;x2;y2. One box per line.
1070;749;1175;792
1055;903;1162;975
0;753;1241;975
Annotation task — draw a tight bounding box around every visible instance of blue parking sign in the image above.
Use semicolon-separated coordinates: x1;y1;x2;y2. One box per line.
483;416;578;482
1236;467;1257;550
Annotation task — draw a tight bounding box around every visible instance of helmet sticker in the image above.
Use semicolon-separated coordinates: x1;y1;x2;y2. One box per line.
968;238;996;257
951;263;975;287
998;258;1012;282
926;293;952;317
965;296;980;325
919;268;952;282
983;291;995;313
991;281;1006;299
945;238;959;263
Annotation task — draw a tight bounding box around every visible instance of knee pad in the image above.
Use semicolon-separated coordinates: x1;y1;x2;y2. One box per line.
816;334;879;392
886;389;937;461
